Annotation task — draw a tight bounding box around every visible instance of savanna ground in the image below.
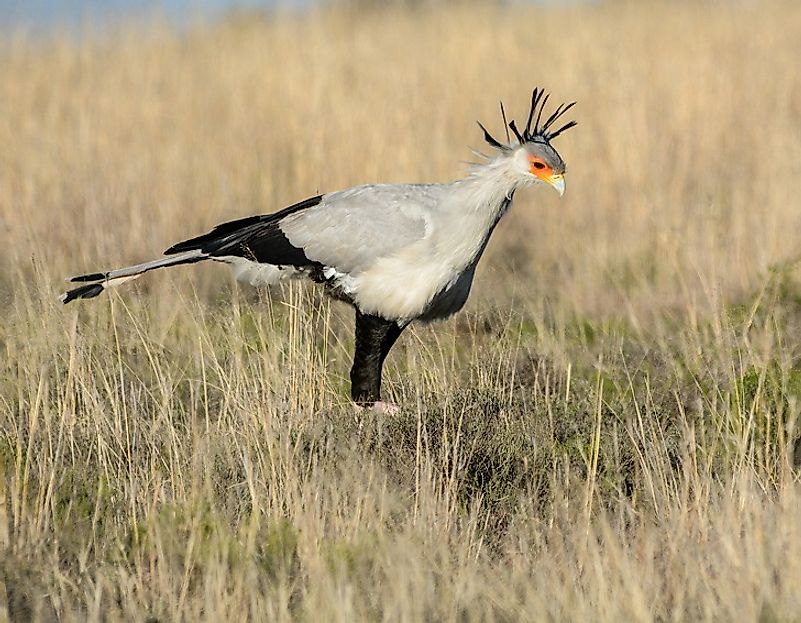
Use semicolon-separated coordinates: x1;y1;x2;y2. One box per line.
2;1;801;620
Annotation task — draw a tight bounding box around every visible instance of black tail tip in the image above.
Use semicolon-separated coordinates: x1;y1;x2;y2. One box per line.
69;272;107;283
61;283;104;304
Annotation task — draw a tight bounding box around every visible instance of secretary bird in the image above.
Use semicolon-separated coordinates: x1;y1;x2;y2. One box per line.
61;88;576;413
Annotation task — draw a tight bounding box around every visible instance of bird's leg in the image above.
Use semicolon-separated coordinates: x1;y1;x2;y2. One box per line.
350;309;405;408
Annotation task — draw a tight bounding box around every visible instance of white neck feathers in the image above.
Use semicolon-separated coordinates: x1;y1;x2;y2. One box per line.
453;152;525;219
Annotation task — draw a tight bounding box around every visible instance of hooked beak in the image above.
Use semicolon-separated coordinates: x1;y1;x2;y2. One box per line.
547;174;565;197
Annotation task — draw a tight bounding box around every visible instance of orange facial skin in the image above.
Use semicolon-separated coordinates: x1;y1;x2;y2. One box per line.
528;154;554;181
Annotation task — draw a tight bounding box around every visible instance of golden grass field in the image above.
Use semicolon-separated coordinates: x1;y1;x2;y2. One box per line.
2;1;801;619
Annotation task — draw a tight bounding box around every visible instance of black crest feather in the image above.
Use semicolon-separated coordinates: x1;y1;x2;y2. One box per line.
478;87;577;150
476;121;509;151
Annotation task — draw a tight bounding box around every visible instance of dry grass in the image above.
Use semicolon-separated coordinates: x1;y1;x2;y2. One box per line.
2;1;801;620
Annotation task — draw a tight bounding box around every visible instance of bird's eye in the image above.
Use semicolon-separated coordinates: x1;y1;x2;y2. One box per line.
532;161;546;170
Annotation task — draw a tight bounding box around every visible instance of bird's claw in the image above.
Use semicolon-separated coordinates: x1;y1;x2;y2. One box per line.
370;400;400;415
354;400;401;416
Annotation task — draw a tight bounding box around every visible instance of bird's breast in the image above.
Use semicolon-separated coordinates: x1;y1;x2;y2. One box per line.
349;230;486;321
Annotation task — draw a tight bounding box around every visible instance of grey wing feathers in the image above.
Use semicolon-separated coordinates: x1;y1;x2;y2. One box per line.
279;184;435;274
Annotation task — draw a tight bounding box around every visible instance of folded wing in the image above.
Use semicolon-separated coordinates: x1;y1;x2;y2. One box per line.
61;184;437;303
278;184;432;274
168;184;432;274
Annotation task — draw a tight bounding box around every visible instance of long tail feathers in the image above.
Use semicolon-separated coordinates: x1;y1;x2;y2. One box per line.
60;250;206;304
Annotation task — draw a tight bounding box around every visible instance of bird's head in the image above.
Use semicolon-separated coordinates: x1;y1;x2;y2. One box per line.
477;88;576;196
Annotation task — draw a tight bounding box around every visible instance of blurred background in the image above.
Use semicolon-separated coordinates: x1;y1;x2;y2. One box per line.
2;1;801;620
1;0;592;34
1;0;303;35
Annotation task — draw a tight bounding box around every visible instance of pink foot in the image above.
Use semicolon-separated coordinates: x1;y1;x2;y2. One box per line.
371;400;400;415
354;400;401;416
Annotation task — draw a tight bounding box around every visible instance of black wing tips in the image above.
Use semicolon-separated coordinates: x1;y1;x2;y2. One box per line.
164;215;265;255
163;195;324;256
61;283;105;304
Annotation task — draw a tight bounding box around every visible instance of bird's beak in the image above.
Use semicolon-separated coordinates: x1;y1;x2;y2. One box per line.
548;174;566;197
